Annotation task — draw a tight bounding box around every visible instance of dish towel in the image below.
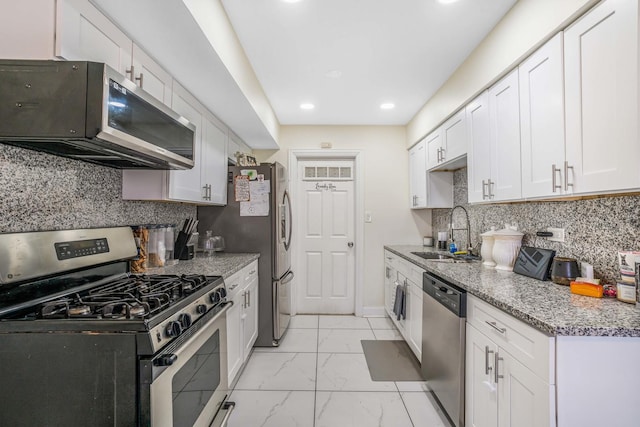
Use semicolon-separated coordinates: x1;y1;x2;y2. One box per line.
393;283;406;320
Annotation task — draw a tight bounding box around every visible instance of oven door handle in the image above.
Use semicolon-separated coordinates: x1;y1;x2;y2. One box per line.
210;401;236;427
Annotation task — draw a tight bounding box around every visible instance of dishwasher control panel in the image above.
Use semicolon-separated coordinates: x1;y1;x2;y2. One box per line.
423;272;466;317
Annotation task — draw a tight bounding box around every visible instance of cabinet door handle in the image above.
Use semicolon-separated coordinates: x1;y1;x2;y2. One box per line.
485;345;494;375
552;164;562;193
485;320;506;334
386;266;391;278
494;352;504;383
125;65;135;81
247;290;251;308
135;72;144;88
440;147;446;163
481;180;488;200
487;179;495;199
564;161;574;191
242;291;247;308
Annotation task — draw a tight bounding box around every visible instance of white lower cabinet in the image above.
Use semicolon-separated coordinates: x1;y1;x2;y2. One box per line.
383;250;423;360
466;295;555;427
226;260;259;385
406;278;422;359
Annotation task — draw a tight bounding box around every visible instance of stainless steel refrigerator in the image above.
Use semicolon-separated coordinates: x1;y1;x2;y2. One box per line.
197;162;293;346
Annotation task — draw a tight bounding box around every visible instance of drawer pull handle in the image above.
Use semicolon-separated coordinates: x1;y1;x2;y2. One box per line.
485;321;506;334
229;284;238;290
249;270;256;275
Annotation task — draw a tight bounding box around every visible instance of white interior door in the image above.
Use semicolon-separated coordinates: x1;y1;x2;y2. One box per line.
297;161;355;314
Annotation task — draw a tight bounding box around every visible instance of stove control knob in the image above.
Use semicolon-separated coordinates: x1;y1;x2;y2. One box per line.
165;321;182;338
178;313;192;329
154;354;178;367
218;288;227;299
196;304;207;314
210;291;221;304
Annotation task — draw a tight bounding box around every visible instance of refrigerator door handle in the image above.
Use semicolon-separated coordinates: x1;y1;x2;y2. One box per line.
280;270;295;284
283;190;292;250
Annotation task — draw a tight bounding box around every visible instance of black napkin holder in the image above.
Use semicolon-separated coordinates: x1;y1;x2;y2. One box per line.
513;246;556;281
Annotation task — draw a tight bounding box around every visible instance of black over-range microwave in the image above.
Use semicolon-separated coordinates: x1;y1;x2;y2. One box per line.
0;60;195;169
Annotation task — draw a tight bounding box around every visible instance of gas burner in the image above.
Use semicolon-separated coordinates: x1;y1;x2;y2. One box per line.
129;304;147;318
68;304;91;317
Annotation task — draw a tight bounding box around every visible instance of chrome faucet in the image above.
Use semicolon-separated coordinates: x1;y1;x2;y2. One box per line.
449;205;472;253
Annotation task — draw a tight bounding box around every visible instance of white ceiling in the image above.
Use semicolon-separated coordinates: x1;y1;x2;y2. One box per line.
221;0;518;125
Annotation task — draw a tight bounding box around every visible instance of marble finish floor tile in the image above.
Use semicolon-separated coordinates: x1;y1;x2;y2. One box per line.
315;391;413;427
372;329;404;340
317;328;375;353
401;391;453;427
227;390;315;427
254;329;318;353
234;352;316;391
367;316;396;330
319;315;371;329
395;381;430;392
288;314;319;329
316;353;397;392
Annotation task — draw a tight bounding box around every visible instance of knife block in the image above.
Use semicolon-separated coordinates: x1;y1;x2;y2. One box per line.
174;231;191;260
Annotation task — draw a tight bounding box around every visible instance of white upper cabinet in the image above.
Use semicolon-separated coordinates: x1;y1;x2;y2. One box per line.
201;113;229;205
409;138;453;209
489;69;522;201
426;111;467;171
122;82;229;205
56;0;171;106
409;139;428;208
56;0;132;76
466;91;491;203
167;83;206;202
131;43;173;106
564;0;639;194
519;33;566;199
441;109;468;165
425;128;443;171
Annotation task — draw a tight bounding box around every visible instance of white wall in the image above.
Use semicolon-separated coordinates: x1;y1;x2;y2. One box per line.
407;0;598;146
255;125;431;311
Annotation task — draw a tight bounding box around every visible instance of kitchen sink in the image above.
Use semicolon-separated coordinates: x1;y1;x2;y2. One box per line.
411;252;453;260
411;252;480;263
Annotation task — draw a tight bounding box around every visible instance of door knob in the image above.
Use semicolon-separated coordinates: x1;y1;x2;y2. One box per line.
348;242;354;248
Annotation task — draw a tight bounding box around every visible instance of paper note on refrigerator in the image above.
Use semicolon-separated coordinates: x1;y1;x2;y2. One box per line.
250;180;270;196
240;193;269;216
234;175;251;202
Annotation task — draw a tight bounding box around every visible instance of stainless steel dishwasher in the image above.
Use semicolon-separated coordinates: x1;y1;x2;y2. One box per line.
422;271;467;427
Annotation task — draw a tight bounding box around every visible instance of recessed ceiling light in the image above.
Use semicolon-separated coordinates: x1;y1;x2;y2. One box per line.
325;70;343;79
300;103;315;110
281;0;302;3
380;103;395;110
438;0;459;4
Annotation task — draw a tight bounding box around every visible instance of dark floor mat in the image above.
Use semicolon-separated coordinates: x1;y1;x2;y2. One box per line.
361;340;424;381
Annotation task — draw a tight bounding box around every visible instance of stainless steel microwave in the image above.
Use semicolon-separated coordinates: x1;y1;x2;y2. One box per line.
0;60;195;169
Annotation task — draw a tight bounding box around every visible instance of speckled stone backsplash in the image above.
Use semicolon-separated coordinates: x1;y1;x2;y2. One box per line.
0;145;196;232
432;168;640;285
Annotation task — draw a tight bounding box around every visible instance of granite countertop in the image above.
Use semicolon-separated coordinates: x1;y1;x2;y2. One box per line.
145;253;260;278
385;245;640;337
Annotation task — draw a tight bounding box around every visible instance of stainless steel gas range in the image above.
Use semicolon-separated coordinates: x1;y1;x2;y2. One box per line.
0;227;234;427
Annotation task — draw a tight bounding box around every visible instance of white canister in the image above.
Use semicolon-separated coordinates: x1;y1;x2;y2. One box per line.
480;227;497;267
492;225;524;271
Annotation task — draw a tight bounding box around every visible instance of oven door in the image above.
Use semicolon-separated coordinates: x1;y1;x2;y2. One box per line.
147;302;232;427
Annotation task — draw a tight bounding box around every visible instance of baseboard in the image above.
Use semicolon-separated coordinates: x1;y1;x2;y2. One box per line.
361;306;387;317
